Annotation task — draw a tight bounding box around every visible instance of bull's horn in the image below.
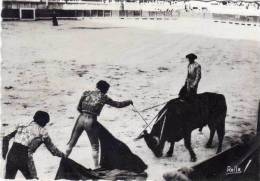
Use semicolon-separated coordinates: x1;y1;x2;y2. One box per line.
134;130;148;141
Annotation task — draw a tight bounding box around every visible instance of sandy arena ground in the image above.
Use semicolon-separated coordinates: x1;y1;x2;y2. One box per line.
1;17;260;180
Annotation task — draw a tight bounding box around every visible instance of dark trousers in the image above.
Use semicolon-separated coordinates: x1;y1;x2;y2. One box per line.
5;143;37;179
179;84;203;131
178;83;198;100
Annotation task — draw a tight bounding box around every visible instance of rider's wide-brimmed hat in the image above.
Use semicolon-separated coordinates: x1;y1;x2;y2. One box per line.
186;53;197;60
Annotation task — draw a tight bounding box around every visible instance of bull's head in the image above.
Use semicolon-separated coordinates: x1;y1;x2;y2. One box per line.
136;130;163;157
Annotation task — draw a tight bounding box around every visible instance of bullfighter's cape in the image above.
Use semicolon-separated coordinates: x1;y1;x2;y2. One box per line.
55;158;99;180
55;158;148;180
55;121;147;180
97;121;147;172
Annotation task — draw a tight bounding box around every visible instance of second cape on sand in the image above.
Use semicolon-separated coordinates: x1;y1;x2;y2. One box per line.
96;121;147;173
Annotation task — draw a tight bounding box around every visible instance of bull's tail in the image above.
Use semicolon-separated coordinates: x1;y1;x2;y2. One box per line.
211;93;227;153
213;94;227;123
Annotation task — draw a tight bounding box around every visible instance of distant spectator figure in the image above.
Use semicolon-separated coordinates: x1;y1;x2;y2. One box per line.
185;4;188;12
2;111;65;179
52;11;58;26
65;80;133;168
179;53;201;100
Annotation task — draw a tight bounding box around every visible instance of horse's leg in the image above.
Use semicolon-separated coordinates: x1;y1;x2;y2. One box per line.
184;132;197;162
166;142;175;157
206;124;215;148
216;120;225;153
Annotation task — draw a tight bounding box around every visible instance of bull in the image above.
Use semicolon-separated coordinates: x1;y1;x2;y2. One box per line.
138;92;227;162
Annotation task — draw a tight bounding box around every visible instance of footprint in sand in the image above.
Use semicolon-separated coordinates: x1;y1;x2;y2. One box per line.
67;91;74;96
8;95;19;99
22;103;28;108
32;60;45;64
158;67;170;71
2;123;9;127
4;86;14;90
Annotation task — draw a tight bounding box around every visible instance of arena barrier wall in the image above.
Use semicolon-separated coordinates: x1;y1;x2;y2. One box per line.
2;6;260;24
